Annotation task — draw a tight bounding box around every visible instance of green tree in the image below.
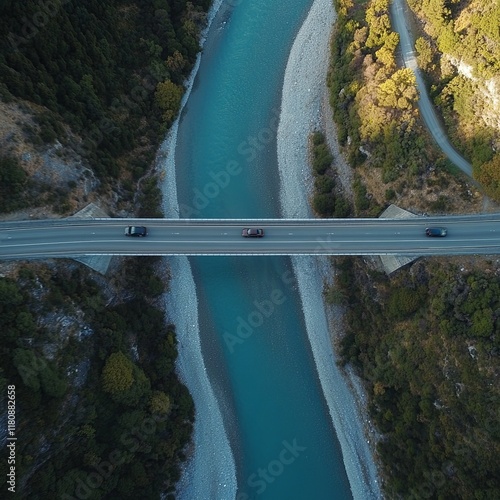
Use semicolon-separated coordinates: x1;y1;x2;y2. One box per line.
377;68;418;109
312;143;333;174
365;0;391;49
155;79;183;123
471;308;494;337
0;279;23;308
13;349;42;392
313;193;335;215
102;352;134;393
110;365;151;407
166;50;187;81
334;196;351;217
150;390;171;415
0;156;27;212
437;23;458;53
39;364;67;398
415;37;434;71
314;175;335;194
375;32;399;69
16;311;36;336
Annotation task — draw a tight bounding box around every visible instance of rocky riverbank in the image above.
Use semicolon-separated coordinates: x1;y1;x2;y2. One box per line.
277;0;382;497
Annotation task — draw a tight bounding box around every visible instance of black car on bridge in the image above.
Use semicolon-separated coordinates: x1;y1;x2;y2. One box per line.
242;228;264;238
425;227;447;237
125;226;148;237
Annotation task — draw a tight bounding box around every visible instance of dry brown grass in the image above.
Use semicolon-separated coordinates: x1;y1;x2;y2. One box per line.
358;161;493;216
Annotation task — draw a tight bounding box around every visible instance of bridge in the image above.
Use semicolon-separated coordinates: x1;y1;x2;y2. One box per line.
2;214;500;260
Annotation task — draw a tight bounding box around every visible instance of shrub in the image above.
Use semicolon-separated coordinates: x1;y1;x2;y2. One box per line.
312;131;325;146
313;144;333;175
334;196;351;217
429;195;448;212
313;193;335;216
314;175;335;194
354;177;370;211
385;188;396;201
387;286;426;320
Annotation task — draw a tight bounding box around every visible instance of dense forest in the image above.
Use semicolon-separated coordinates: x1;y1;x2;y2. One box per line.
0;259;194;498
0;0;212;498
0;0;210;206
335;257;500;498
328;0;500;497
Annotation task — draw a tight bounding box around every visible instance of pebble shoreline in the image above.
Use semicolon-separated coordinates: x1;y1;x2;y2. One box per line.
277;0;382;497
163;0;383;497
160;1;237;499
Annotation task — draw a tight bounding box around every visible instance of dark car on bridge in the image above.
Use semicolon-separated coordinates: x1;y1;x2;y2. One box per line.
125;226;148;237
425;227;447;237
242;228;264;238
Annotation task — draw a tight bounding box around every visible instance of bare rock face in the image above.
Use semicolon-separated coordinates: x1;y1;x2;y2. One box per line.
445;55;500;145
0;99;103;220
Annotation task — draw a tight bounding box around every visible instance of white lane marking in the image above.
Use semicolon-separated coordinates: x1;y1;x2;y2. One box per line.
5;238;500;251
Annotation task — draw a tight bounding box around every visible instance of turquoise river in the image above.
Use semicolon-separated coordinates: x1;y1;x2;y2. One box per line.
170;0;353;498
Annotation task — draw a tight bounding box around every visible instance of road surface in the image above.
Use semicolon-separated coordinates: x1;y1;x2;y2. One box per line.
2;215;500;259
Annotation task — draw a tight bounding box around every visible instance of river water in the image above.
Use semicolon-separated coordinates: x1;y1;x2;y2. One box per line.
163;1;353;498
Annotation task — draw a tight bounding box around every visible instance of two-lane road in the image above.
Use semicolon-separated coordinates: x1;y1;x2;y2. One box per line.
2;215;500;259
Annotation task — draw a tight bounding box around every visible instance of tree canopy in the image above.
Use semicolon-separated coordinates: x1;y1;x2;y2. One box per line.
336;258;500;498
102;351;134;393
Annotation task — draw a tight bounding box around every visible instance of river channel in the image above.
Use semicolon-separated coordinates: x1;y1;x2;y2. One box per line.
164;1;353;498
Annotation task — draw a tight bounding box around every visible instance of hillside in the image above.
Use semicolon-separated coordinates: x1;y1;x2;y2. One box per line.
0;0;210;218
407;0;500;198
0;1;211;498
327;1;500;497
